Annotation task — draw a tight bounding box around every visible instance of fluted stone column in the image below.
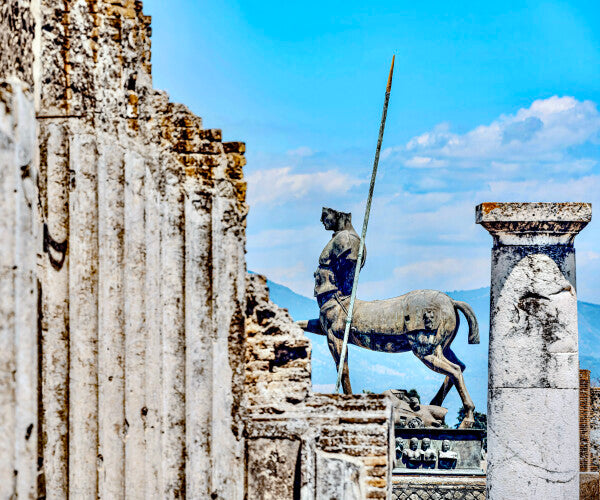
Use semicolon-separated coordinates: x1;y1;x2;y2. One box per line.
477;202;591;499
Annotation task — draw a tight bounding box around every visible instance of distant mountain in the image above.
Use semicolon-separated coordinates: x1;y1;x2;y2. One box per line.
265;278;319;321
578;301;600;384
263;277;600;424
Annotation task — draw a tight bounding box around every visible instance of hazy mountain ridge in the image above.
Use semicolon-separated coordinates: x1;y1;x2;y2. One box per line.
263;276;600;422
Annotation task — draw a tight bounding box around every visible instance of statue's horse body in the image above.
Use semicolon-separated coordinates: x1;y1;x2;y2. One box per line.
301;207;480;428
301;289;479;428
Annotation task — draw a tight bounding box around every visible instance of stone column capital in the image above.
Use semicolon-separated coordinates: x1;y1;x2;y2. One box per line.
476;202;591;246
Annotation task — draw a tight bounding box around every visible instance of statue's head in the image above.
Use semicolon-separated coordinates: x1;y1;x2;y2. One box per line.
395;438;403;451
409;397;421;411
422;438;431;450
321;207;351;231
409;437;419;450
442;440;450;452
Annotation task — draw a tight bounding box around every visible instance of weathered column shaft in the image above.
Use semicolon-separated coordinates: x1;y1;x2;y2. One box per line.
144;163;164;497
477;202;591;499
13;82;39;499
98;141;126;498
124;150;147;500
160;163;186;498
211;172;246;499
1;2;250;498
184;173;214;497
42;120;70;499
68;131;99;498
0;82;17;499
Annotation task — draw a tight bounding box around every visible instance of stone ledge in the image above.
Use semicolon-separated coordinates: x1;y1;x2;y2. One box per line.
476;202;591;223
476;202;591;245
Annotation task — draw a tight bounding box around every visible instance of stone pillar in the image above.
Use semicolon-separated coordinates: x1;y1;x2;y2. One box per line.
477;202;591;499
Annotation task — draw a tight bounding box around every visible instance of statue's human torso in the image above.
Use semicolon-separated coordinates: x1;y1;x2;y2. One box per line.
314;229;364;298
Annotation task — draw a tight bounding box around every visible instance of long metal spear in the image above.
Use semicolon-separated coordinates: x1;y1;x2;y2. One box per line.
335;55;395;393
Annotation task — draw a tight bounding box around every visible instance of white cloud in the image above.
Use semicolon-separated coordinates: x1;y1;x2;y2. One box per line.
248;97;600;305
286;146;314;157
479;174;600;201
260;261;307;282
393;257;489;293
247;167;364;206
385;96;600;169
580;251;600;262
404;156;448;168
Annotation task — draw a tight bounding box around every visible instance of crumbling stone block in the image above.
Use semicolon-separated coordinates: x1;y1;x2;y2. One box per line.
247;438;301;499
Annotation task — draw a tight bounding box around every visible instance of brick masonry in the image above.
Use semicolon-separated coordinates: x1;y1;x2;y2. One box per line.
581;369;592;471
580;368;600;473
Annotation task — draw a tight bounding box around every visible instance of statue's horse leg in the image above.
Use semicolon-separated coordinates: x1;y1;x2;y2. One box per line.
327;333;352;394
430;347;466;406
416;345;475;428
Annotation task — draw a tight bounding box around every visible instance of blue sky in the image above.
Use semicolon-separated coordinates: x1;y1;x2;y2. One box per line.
144;0;600;303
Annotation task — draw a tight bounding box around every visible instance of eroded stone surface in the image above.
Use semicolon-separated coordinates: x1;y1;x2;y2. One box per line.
247;438;301;500
316;451;364;500
489;253;578;389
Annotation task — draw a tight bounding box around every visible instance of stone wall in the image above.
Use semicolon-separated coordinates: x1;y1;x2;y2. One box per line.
581;472;600;500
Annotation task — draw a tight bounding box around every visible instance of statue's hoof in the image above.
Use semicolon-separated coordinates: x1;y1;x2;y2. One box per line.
458;418;475;429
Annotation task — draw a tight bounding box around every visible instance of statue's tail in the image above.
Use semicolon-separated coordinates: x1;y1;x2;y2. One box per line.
296;319;325;336
453;300;479;344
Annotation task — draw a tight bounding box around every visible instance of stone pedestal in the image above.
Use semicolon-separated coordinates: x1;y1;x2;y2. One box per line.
476;202;591;500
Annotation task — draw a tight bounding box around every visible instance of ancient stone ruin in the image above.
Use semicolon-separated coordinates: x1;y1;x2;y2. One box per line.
1;1;599;499
0;1;392;498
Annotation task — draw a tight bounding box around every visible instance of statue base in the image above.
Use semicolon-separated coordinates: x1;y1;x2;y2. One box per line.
393;427;485;476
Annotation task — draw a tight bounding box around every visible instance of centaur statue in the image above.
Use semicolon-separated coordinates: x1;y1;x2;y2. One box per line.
297;207;480;428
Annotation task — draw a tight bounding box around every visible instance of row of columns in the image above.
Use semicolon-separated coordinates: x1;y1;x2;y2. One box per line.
0;83;249;499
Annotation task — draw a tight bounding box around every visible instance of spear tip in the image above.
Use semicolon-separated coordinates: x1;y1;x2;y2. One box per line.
386;55;395;93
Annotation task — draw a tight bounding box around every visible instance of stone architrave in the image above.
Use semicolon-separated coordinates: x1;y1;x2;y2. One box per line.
477;202;591;500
